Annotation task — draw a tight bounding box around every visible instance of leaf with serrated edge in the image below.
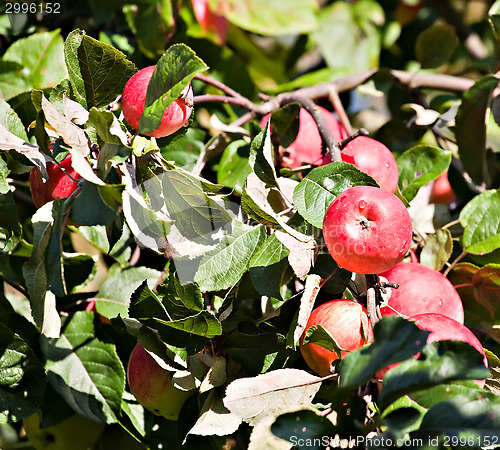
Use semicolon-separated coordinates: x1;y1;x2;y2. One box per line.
249;120;279;187
41;311;125;423
292;274;321;346
460;189;500;255
223;368;322;426
187;390;241;439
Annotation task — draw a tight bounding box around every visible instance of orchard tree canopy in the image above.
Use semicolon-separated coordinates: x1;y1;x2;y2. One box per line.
1;0;500;449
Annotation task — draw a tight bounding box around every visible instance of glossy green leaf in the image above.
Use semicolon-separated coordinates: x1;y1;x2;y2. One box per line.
415;24;458;69
460;189;500;255
209;0;318;36
2;29;67;95
249;234;290;299
217;140;252;195
64;29;136;109
397;145;452;201
41;311;126;423
455;75;498;185
249;120;279;188
339;316;429;391
378;341;490;410
194;220;266;291
139;44;208;135
293;162;378;228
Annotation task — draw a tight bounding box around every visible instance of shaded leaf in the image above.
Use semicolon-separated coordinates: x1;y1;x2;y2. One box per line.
396;145;452;202
249;120;279;188
415;24;458;69
41;311;126;423
420;228;453;271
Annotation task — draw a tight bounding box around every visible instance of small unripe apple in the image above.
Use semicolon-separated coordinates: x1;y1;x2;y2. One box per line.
278;106;348;169
340;136;399;192
377;313;488;388
430;171;457;204
121;66;194;138
379;262;464;323
322;186;413;274
127;343;194;421
29;154;81;209
299;299;374;377
23;411;105;450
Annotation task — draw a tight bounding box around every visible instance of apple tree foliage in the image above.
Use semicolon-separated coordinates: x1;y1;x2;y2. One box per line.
1;0;500;448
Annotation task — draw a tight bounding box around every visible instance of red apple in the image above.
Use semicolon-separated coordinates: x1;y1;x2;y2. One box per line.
121;66;194;138
29;154;82;209
322;186;413;274
340;136;399;192
430;171;456;204
376;313;488;387
127;343;194;420
299;299;374;377
277;106;348;169
379;262;464;323
191;0;227;44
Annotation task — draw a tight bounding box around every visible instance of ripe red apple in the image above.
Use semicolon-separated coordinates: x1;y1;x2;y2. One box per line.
121;65;194;138
379;262;464;323
376;313;488;387
191;0;227;44
127;343;194;421
340;136;399;192
277;106;348;169
299;299;374;377
322;185;413;274
23;411;105;450
430;171;456;204
29;154;82;209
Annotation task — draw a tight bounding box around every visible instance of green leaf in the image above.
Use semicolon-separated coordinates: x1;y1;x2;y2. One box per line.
70;181;118;226
139;44;208;135
271;410;336;447
310;1;382;76
293;162;378;228
0;152;20;235
123;0;175;60
217;139;252;195
339;316;429;391
415;24;458;69
0;323;46;423
450;262;500;322
460;189;500;255
302;324;344;359
194;220;266;291
129;280;170;322
396;145;452;201
3;29;67;93
0;98;28;141
249;234;290;299
153;310;222;339
249;121;279;188
455;75;498;185
419;228;453;272
95;266;162;320
41;311;126;423
223;331;296;375
0;61;31;100
415;392;500;445
21;202;63;339
209;0;318;36
64;29;137;109
489;1;500;42
378;341;490;410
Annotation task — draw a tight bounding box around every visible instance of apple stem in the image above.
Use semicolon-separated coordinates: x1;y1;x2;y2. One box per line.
339;128;370;150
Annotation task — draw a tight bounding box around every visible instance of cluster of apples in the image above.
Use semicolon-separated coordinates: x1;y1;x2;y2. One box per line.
292;108;487;385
